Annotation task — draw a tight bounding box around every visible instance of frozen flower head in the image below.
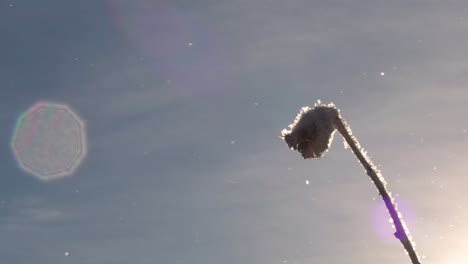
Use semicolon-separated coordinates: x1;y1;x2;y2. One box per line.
281;101;339;159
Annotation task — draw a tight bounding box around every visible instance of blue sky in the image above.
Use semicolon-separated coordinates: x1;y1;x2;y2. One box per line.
1;0;468;263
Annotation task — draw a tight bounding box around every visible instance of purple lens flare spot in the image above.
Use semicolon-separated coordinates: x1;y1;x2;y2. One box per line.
371;196;417;242
106;0;235;98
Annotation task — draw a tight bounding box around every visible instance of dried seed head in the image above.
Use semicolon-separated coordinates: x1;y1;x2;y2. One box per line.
281;101;339;159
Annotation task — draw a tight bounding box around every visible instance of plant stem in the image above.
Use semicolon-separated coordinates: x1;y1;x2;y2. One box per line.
335;116;421;264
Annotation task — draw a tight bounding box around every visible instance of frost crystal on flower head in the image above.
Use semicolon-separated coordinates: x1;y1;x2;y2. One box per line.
281;101;339;159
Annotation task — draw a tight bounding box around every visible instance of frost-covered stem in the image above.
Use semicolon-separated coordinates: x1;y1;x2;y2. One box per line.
335;116;421;264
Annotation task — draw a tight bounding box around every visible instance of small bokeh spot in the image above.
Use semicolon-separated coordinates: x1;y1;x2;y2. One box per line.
11;102;87;181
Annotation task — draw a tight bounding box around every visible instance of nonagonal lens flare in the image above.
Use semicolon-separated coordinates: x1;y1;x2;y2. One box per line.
11;102;87;181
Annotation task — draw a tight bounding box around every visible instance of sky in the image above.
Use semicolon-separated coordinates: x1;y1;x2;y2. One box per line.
1;0;468;263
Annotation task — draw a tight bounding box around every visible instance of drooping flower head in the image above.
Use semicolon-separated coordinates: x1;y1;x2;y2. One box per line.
280;101;421;264
281;101;339;159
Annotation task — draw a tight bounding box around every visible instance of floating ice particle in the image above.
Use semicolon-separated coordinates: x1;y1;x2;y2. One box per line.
380;72;385;76
188;42;193;46
305;180;309;185
11;102;87;181
230;140;236;144
64;252;70;256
